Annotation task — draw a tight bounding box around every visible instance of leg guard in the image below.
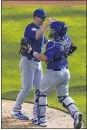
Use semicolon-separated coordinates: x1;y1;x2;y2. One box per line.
33;89;39;120
58;96;79;118
36;89;47;123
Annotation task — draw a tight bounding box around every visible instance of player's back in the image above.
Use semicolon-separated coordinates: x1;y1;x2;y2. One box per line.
45;34;71;70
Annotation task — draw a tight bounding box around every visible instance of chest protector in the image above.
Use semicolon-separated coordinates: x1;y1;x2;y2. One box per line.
52;37;71;62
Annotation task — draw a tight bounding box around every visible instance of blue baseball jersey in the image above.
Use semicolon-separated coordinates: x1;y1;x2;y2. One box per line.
22;23;47;61
44;34;72;69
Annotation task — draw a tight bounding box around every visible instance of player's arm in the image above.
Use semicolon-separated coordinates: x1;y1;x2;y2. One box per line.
32;52;48;61
20;38;48;60
24;19;55;41
35;18;54;40
30;41;55;61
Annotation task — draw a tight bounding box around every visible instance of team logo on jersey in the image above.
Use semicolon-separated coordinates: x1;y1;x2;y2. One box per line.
60;45;64;51
32;28;37;31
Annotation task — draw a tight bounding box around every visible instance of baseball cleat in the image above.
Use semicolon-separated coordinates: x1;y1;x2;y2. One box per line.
39;121;47;127
32;118;39;125
74;112;82;129
11;111;29;120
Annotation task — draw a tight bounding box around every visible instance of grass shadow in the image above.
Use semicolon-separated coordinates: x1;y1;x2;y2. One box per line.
1;90;34;103
69;85;86;91
2;7;86;21
2;85;86;102
2;14;32;21
48;8;86;17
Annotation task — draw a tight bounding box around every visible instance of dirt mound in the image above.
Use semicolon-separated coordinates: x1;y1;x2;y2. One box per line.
1;100;84;128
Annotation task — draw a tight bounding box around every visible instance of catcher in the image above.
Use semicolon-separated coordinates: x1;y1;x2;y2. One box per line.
20;21;82;128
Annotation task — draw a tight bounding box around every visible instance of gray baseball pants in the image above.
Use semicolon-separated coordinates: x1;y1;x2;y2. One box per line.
37;68;79;123
12;56;43;119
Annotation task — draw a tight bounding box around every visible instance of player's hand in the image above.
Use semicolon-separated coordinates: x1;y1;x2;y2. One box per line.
41;18;56;32
46;18;56;26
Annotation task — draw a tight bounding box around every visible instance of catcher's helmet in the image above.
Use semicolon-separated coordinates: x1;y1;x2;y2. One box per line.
33;8;47;18
49;21;67;39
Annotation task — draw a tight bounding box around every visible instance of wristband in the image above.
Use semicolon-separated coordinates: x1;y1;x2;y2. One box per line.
33;51;38;57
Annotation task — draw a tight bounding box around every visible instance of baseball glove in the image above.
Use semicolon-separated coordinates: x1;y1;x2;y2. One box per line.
20;37;32;54
68;43;77;56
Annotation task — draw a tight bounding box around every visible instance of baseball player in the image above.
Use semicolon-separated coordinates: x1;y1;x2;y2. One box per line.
28;21;83;128
11;8;53;123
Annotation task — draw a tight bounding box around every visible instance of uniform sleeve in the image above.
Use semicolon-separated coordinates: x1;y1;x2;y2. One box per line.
44;41;56;61
24;25;36;39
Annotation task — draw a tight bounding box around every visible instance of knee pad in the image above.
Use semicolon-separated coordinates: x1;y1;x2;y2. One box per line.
58;96;74;108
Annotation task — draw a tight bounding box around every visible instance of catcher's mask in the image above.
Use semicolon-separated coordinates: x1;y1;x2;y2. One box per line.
48;21;67;39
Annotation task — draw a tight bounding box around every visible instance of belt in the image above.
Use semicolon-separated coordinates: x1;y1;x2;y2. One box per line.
22;56;40;62
27;57;40;62
53;67;68;71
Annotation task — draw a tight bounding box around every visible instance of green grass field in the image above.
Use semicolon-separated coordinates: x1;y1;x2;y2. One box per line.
2;5;86;127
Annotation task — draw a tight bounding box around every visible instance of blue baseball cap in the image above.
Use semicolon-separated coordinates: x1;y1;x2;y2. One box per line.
33;8;47;18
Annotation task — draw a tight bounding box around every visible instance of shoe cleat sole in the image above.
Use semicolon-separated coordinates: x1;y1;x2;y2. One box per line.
74;113;82;129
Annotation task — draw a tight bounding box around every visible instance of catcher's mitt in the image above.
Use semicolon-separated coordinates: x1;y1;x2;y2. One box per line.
20;37;31;54
68;43;77;56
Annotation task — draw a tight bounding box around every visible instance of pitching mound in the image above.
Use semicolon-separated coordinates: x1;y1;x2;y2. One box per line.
1;100;83;128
